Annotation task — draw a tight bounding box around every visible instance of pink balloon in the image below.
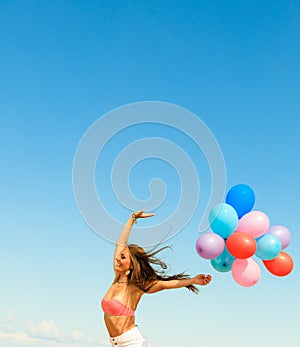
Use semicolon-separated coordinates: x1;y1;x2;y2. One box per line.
196;232;225;259
236;210;270;238
231;258;261;287
267;225;291;250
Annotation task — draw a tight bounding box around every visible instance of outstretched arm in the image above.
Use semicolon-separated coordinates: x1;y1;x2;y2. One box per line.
116;213;136;248
113;209;155;268
146;274;212;293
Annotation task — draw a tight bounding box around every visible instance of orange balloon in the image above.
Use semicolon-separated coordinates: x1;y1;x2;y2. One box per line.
263;251;294;276
226;232;256;259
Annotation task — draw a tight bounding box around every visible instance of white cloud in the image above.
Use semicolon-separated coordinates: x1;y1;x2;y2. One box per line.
0;331;45;345
0;329;109;347
0;309;19;334
71;330;84;341
0;311;109;347
26;320;60;340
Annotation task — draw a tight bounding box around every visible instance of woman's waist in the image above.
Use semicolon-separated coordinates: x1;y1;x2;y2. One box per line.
109;326;146;342
104;315;136;337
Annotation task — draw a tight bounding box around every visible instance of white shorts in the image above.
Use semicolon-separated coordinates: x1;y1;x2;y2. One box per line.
110;326;149;347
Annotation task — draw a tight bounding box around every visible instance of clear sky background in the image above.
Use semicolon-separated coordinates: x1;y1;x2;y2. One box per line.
1;1;299;347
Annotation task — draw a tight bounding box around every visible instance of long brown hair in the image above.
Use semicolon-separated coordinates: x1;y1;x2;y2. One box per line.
124;244;199;294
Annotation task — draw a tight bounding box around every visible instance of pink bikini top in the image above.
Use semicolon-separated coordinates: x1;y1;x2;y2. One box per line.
101;298;135;317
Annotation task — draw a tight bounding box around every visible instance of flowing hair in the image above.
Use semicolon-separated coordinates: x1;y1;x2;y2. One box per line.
122;244;199;294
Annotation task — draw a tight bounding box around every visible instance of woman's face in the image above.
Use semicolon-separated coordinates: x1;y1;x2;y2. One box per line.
115;247;132;273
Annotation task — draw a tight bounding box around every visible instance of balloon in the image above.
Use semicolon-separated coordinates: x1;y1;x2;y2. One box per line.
255;234;281;260
236;210;270;238
209;203;239;239
263;251;294;276
196;232;225;259
226;184;255;218
226;232;256;259
232;258;261;287
210;247;235;272
267;225;291;250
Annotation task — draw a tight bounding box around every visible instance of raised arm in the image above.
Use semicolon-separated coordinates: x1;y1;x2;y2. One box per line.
146;274;212;293
113;209;155;269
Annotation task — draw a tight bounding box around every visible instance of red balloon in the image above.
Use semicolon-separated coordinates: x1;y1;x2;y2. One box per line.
263;251;294;276
226;232;256;259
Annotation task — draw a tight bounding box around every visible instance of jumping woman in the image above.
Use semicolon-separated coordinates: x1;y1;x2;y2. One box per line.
101;209;212;347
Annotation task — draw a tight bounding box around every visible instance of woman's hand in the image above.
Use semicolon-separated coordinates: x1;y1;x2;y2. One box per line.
132;209;155;220
193;274;212;286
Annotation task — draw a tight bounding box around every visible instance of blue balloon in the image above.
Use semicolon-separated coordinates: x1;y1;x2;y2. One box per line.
209;203;238;239
255;234;282;260
226;184;255;218
211;247;235;272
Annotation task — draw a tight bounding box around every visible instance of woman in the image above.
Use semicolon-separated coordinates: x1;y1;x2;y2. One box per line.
101;209;212;347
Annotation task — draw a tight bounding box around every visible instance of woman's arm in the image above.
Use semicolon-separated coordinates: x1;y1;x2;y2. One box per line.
116;213;136;247
113;209;155;268
146;274;212;293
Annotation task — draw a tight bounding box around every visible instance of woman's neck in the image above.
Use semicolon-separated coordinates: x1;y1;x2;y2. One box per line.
117;275;128;284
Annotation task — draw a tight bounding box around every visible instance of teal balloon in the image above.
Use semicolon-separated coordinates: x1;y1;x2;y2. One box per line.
209;203;238;238
211;248;235;272
255;234;282;260
226;184;255;219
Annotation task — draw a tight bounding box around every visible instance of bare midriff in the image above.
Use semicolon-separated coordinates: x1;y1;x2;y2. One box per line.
104;313;136;337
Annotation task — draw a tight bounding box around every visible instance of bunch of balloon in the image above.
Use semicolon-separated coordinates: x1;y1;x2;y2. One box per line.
227;184;293;283
195;184;294;287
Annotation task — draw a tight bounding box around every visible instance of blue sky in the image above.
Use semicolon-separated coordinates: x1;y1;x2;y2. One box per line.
1;1;299;347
